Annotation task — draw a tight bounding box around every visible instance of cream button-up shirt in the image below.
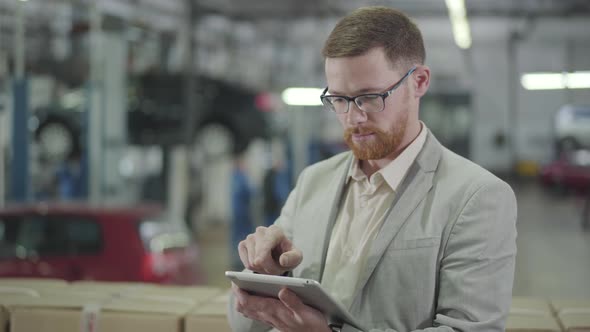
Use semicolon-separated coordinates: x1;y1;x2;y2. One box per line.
321;123;428;308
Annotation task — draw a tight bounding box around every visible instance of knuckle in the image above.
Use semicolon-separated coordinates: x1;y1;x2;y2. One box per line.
269;224;282;234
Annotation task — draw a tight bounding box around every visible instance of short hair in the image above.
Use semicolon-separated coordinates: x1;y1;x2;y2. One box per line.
322;6;426;69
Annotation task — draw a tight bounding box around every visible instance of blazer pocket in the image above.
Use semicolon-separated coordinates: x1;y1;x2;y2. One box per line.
389;237;441;250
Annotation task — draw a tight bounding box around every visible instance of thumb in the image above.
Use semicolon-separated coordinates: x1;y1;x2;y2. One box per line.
279;249;302;268
278;288;304;312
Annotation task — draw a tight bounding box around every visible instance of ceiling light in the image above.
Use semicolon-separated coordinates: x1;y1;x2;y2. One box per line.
281;88;324;106
566;71;590;89
521;73;565;90
521;71;590;90
445;0;472;49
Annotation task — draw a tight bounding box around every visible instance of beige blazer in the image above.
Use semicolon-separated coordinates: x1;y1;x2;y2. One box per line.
228;131;518;332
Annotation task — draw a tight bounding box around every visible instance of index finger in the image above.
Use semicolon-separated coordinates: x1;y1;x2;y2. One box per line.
254;226;285;264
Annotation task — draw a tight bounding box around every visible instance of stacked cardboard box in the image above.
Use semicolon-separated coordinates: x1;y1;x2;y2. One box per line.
0;278;67;297
506;297;562;332
0;306;6;332
186;291;232;332
0;278;67;289
0;280;226;332
6;294;194;332
0;278;70;332
551;300;590;332
68;281;152;296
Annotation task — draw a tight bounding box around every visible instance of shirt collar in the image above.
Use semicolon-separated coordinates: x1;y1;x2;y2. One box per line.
346;122;428;192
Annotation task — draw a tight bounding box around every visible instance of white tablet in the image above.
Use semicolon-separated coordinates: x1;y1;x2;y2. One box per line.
225;271;365;330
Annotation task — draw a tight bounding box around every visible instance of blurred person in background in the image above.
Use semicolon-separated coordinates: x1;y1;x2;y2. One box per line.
231;152;256;270
263;143;291;227
55;148;84;200
229;6;517;332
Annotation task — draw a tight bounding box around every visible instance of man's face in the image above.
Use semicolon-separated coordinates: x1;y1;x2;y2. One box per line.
325;48;415;161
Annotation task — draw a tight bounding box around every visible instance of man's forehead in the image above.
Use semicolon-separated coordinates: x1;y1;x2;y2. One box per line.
324;62;402;95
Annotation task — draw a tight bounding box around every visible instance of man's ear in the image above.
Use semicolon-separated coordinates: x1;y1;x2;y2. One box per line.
413;65;430;98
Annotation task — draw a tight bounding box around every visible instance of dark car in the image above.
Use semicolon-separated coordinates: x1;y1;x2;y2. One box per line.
127;73;270;151
33;73;270;163
0;203;204;285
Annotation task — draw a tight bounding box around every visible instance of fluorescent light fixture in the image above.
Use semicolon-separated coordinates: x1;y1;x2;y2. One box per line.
445;0;472;49
281;88;324;106
521;73;565;90
521;71;590;90
567;71;590;89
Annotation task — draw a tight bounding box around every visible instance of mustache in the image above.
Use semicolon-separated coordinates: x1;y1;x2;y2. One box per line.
346;126;377;135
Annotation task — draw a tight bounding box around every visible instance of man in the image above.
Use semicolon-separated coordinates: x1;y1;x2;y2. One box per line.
228;6;517;332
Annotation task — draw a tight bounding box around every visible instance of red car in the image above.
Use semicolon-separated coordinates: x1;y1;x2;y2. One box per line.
0;203;204;285
540;150;590;193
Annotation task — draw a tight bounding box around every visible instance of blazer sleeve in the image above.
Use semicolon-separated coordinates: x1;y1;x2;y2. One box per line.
342;179;518;332
226;169;306;332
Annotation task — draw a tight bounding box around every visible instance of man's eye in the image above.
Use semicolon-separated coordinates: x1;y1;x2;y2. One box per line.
360;94;380;100
331;97;347;104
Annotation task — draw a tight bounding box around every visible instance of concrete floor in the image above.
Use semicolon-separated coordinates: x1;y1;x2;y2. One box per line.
512;181;590;298
198;181;590;298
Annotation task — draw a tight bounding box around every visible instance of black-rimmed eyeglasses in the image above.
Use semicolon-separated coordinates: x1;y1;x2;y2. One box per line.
320;66;417;114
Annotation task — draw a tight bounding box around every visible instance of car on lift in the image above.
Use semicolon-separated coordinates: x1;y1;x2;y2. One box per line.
554;105;590;154
127;72;270;150
0;203;204;285
32;73;270;164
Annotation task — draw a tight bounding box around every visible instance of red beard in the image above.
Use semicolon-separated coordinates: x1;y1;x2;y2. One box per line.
343;124;406;160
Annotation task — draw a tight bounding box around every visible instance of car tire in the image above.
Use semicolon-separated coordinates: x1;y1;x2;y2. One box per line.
35;116;79;162
557;137;581;155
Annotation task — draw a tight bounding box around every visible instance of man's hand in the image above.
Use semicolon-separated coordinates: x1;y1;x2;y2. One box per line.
233;284;331;332
238;225;303;275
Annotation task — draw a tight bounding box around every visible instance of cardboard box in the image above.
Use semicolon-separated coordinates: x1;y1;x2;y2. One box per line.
506;314;562;332
1;282;224;332
552;300;590;332
559;313;590;332
69;283;223;309
68;281;152;295
506;297;561;332
511;297;554;315
0;278;67;289
0;306;7;332
1;285;45;332
185;291;232;332
551;300;590;315
6;292;196;332
139;285;222;304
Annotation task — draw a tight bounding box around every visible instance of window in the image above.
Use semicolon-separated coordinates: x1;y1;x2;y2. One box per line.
0;215;103;258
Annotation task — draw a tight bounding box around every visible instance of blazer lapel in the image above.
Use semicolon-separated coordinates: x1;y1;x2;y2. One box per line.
295;154;353;281
350;132;443;307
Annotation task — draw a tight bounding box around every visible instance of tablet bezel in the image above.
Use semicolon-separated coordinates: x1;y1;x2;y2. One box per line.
225;271;365;330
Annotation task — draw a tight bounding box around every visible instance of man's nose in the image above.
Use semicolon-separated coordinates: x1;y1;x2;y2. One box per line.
346;102;368;125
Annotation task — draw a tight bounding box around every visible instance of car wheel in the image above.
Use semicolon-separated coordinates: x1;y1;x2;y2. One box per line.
35;118;78;162
557;137;581;155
